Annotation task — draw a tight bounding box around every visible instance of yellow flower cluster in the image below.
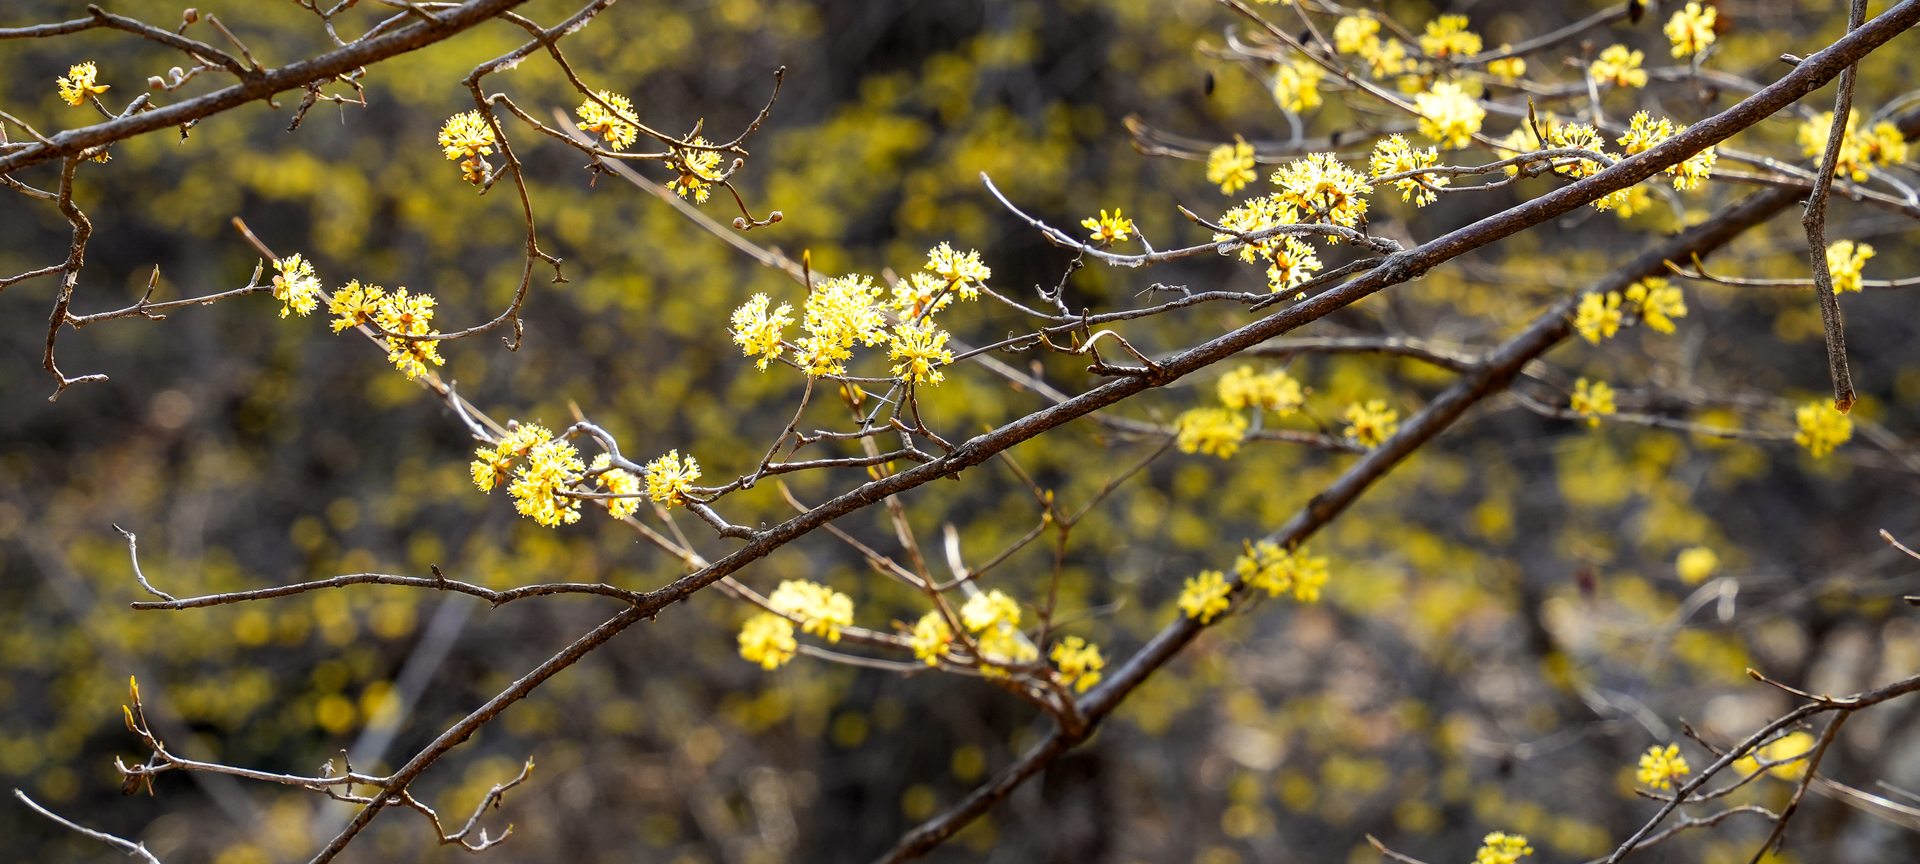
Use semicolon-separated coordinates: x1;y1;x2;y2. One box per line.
887;323;953;386
1735;731;1815;781
644;450;701;505
374;289;446;380
1370;134;1448;206
1272;152;1372;230
769;580;855;642
57;61;109;107
1664;2;1718;58
1486;53;1526;82
1342;400;1399;448
1617;112;1717;192
1675;546;1719;584
668;136;725;203
1570;379;1616;427
1827;240;1874;294
961;590;1037;674
1573;291;1622;343
1233;540;1328;603
1332;16;1408;79
1218;366;1303;415
271;254;324;319
1175;407;1249;459
1576;278;1687;343
1798;113;1909;183
589;453;642;519
1081;208;1135;245
1589;45;1647;89
730;293;794;370
471;423;554;494
1271;57;1325;114
738;613;798;669
1418;15;1481;59
512;434;587;527
906;611;953;665
1793;401;1852;459
1178;569;1233;623
1049;636;1105;693
1414;82;1484;150
1474;832;1533;864
1547;123;1610;179
575;90;638;151
795;274;888;376
438;111;496;185
925;242;991;297
1207;136;1258;195
1636;743;1691;790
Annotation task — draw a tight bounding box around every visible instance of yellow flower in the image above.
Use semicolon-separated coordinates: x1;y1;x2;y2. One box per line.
1664;2;1718;58
1178;570;1233;623
1233;540;1328;603
1214;195;1289;264
1474;832;1533;864
795;274;887;377
1361;37;1410;79
1734;731;1816;781
589;453;642;519
1332;17;1380;56
644;450;701;505
962;590;1034;674
769;580;855;643
57;61;109;106
1594;184;1653;219
270;254;323;319
1342;400;1399;448
1573;291;1623;343
1081;209;1135;245
575;90;638;151
1625;277;1687;333
738;612;797;669
1414;82;1485;150
1486;53;1525;82
1618;112;1674;157
1636;743;1691;789
1207;136;1258;195
1370;134;1448;207
1271;151;1372;230
1547;123;1612;179
472;424;553;493
1218;367;1303;415
886;323;953;386
1271;57;1324;114
1590;45;1647;89
438;111;495;161
1676;546;1719;584
1175;408;1249;459
730;293;793;370
1493;122;1543;177
328;280;385;333
925;242;991;296
1570;379;1616;427
508;437;585;527
906;611;953;665
1050;636;1105;693
1826;240;1874;294
1793;401;1853;458
1265;237;1323;294
1418;15;1482;59
668;136;724;203
892;272;957;319
373;288;444;380
960;590;1021;632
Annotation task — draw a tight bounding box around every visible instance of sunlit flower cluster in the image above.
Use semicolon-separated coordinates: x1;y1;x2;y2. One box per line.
271;254;324;319
1664;2;1718;58
1570;379;1616;427
1418;15;1481;59
1546;123;1611;179
1589;44;1647;89
1474;832;1533;864
1342;400;1399;448
1081;208;1135;245
1271;152;1372;229
1207;136;1258;195
1414;82;1485;150
1625;277;1687;333
1333;16;1408;78
57;61;109;107
1175;407;1249;459
925;241;992;299
769;580;855;642
1617;112;1717;191
1218;366;1302;415
887;322;953;386
471;423;555;494
1797;113;1909;182
738;613;797;669
328;280;383;333
961;590;1037;674
1270;57;1324;114
575;90;638;151
1573;290;1623;343
1636;743;1691;790
509;436;586;527
589;453;642;519
795;275;889;376
730;293;794;370
1827;240;1875;293
438;111;496;185
668;136;724;203
373;288;445;380
1370;134;1448;206
1793;401;1853;458
1233;540;1328;603
907;611;953;665
1049;636;1105;693
1486;54;1526;82
1178;569;1233;623
644;450;701;505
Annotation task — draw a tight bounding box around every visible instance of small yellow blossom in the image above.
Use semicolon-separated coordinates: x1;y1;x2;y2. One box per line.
1793;401;1853;458
270;254;323;319
1734;731;1816;781
1271;57;1324;114
1178;570;1233;623
1493;122;1543;177
1271;151;1372;230
508;437;585;527
1332;17;1380;56
730;293;793;370
575;90;638;151
1547;123;1612;179
960;590;1021;632
1175;407;1249;459
1361;37;1410;79
962;590;1034;674
925;242;991;295
589;453;642;519
1826;240;1874;294
907;611;953;665
1486;53;1525;82
57;61;109;107
1233;540;1328;603
1664;2;1718;58
1207;136;1258;195
1590;44;1647;89
1082;209;1135;245
645;450;702;505
1050;636;1106;693
1636;743;1691;789
373;288;444;380
769;580;855;642
439;112;495;185
1474;832;1533;864
887;323;953;386
1618;112;1675;157
667;136;724;203
795;274;887;377
328;280;385;334
1370;134;1448;206
1265;237;1324;294
1418;15;1482;59
471;424;553;493
1570;379;1616;426
738;612;797;669
1214;196;1290;264
1414;82;1485;150
893;272;957;319
1218;367;1303;415
1625;277;1687;333
1595;184;1654;219
1343;400;1399;448
1573;291;1623;343
1676;546;1719;584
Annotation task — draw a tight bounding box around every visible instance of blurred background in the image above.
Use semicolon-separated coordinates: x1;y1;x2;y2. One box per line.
4;0;1920;862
